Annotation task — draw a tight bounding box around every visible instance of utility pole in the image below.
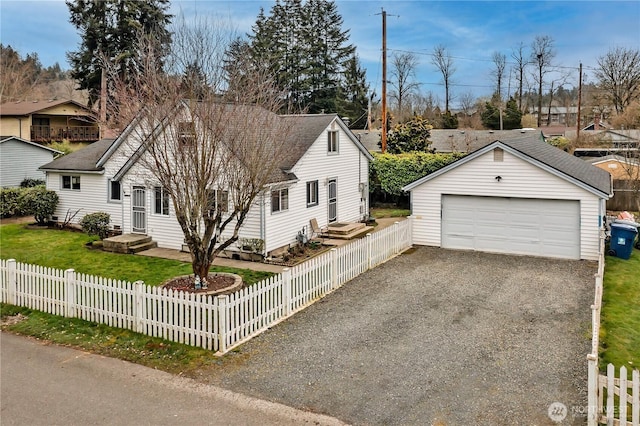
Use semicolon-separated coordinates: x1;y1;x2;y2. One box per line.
380;8;388;153
577;62;582;140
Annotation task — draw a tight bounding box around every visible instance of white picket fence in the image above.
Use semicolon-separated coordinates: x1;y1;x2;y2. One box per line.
587;231;640;425
0;219;412;354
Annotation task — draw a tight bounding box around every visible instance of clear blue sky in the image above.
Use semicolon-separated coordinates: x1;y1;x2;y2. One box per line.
2;0;639;109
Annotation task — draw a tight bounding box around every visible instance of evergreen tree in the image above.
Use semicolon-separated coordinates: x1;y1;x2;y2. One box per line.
66;0;172;108
338;54;369;128
228;0;364;115
481;95;522;130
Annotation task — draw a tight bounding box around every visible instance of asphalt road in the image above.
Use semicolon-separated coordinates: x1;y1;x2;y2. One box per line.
195;247;596;426
0;332;345;426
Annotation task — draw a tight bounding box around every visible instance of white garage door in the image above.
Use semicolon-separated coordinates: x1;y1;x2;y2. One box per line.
441;195;580;259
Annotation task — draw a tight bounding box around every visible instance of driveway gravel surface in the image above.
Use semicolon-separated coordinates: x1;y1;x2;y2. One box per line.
195;247;595;425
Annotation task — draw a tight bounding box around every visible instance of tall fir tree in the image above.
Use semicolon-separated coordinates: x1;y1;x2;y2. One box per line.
227;0;365;116
66;0;172;108
338;54;369;128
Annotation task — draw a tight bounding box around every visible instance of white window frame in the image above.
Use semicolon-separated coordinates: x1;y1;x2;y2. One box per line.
328;130;339;154
61;175;81;191
271;188;289;213
108;179;122;203
153;186;170;216
306;180;319;207
207;189;229;215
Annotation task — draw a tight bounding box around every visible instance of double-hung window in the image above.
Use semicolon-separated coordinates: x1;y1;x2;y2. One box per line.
154;186;170;215
178;121;196;146
306;180;318;207
271;188;289;213
328;130;339;154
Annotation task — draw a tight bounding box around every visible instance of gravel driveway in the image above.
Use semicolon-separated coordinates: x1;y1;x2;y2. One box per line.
195;247;595;425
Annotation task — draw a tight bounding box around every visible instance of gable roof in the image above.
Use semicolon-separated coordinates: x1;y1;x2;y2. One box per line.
39;138;115;173
403;134;612;198
0;99;95;116
0;135;63;154
279;114;373;170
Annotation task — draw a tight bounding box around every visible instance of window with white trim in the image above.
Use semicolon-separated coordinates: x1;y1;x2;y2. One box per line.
108;180;122;202
207;189;229;215
271;188;289;213
62;175;80;190
154;186;170;215
328;130;339;153
178;121;196;146
306;180;318;207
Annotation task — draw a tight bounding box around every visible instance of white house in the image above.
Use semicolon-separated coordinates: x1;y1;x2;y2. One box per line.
402;134;613;261
40;110;372;257
0;136;62;187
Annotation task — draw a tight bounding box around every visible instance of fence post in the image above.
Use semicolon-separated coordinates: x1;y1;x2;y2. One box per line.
331;248;338;288
134;281;145;333
394;221;400;254
409;216;414;246
367;233;373;269
586;354;599;426
216;295;228;353
282;268;291;316
65;268;76;318
7;259;17;305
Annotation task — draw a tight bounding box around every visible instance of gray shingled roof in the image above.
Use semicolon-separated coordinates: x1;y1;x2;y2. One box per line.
39;138;115;172
279;114;336;170
499;135;611;195
404;134;612;197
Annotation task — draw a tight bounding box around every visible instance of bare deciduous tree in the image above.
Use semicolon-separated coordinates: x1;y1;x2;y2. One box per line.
389;52;421;122
491;51;506;101
431;44;456;113
104;16;295;286
595;46;640;115
531;35;556;127
511;42;528;112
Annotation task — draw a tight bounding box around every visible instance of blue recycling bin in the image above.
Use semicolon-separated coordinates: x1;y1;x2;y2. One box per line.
608;223;638;260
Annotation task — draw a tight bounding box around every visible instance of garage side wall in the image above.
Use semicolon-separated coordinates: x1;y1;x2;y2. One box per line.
410;149;602;260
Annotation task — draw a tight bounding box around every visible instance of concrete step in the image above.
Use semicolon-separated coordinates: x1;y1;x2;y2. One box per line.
129;241;158;254
327;225;374;240
103;234;154;253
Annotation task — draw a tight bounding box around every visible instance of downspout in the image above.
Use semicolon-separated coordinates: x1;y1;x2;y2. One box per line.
14;118;23;138
260;191;266;256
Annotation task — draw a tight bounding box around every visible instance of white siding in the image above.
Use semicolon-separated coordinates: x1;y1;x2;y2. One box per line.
264;122;369;253
0;140;57;187
47;172;123;228
410;149;603;260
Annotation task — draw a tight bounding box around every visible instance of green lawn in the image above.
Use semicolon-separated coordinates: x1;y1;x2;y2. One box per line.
0;223;271;285
370;207;411;219
600;249;640;372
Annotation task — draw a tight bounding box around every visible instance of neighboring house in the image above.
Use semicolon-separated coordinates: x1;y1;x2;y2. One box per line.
428;129;539;153
40;111;372;257
0;99;99;143
571;129;640;159
590;155;640;180
402;134;612;261
0;136;62;187
528;106;578;126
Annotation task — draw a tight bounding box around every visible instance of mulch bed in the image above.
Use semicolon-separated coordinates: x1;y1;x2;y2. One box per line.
162;274;237;294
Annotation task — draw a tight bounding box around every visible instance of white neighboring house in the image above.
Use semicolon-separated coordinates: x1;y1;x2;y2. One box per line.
40;113;372;257
402;134;613;261
0;136;62;187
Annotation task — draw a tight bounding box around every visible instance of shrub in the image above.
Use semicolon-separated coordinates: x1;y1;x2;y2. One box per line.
0;188;23;217
80;212;111;240
369;151;465;205
19;178;46;188
18;186;59;224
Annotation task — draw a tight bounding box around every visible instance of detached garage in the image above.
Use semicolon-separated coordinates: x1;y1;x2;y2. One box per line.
403;135;613;260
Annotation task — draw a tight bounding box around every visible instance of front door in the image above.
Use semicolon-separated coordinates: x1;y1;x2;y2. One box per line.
132;186;146;233
328;179;337;223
